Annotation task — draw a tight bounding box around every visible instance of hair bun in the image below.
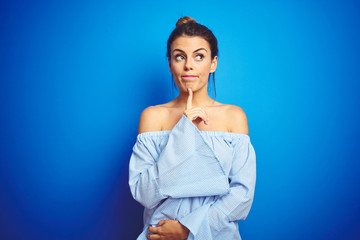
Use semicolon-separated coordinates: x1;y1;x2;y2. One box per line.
176;16;197;27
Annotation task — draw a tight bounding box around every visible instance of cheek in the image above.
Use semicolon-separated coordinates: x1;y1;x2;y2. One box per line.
169;65;177;75
199;64;212;75
172;64;183;75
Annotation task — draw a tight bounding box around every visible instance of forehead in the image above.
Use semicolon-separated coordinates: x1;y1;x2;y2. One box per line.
171;35;210;52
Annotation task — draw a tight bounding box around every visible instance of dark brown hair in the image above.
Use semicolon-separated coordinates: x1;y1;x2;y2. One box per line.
167;17;218;60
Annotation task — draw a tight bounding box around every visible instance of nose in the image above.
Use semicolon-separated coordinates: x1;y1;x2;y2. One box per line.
184;59;193;71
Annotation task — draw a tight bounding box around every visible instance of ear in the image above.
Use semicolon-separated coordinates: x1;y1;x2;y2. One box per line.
210;56;218;73
168;57;173;74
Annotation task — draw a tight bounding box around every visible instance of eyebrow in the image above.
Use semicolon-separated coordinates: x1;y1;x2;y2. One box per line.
173;48;208;54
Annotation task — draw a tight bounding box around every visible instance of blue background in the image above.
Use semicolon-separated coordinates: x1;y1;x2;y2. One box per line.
1;0;360;239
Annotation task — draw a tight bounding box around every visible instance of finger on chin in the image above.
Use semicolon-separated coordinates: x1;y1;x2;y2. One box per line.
186;88;193;110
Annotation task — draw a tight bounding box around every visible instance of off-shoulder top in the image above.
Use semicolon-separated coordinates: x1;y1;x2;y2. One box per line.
129;114;256;240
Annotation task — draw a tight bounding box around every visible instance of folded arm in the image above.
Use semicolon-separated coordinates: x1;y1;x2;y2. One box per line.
178;137;256;239
129;112;230;209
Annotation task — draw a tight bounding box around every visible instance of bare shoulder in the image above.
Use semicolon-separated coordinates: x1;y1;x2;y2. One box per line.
138;105;166;134
224;104;249;135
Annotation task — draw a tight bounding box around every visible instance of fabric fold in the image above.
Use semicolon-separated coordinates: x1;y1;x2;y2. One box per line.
156;114;230;198
179;137;256;239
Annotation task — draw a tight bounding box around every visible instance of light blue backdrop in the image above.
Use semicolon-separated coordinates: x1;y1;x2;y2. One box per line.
1;0;359;239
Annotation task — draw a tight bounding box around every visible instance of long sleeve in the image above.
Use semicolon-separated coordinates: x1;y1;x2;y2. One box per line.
128;135;167;209
208;137;256;237
178;135;256;239
129;115;230;210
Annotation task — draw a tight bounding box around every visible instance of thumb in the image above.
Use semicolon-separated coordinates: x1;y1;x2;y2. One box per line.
186;88;193;110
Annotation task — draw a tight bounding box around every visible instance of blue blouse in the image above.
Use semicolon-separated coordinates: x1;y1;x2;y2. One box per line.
129;114;256;240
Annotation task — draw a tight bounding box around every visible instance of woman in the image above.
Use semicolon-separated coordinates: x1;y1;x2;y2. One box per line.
129;16;256;240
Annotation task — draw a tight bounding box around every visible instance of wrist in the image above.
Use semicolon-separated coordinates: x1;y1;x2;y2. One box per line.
178;221;190;239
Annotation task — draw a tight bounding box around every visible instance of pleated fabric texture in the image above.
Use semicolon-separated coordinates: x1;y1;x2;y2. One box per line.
129;114;256;240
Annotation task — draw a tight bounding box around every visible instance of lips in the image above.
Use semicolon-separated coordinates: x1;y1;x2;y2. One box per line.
182;75;198;78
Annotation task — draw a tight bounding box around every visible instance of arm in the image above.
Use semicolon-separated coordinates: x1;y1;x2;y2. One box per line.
209;105;255;222
178;106;256;239
129;138;167;209
176;137;256;239
129;107;166;209
208;138;256;234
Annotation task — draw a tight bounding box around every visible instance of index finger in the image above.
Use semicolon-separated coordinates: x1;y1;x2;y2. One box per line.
186;88;193;110
148;226;160;234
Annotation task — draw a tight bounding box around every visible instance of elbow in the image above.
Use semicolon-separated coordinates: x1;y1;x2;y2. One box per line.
240;195;254;220
228;190;255;221
129;181;166;210
134;196;160;210
135;188;165;209
130;189;158;209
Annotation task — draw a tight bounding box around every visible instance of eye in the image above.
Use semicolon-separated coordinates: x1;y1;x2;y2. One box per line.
175;54;184;61
195;54;204;61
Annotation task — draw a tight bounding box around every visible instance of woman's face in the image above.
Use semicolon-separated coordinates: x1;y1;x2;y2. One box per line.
169;35;218;93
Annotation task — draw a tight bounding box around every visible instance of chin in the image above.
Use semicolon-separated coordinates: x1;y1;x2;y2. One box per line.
183;85;198;92
180;83;194;90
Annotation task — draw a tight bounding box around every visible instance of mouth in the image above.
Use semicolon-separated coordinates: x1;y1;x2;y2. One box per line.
182;75;198;79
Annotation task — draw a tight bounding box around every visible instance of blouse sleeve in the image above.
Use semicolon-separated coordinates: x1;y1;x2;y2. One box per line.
128;115;230;210
178;135;256;239
208;136;256;236
128;135;167;209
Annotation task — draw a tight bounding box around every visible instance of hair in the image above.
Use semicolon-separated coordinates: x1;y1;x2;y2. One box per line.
167;17;218;60
167;16;218;98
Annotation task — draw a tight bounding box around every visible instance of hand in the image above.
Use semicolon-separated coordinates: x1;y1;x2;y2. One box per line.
146;220;190;240
183;88;209;125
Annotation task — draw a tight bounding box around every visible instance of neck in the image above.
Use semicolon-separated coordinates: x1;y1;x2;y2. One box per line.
175;87;214;109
